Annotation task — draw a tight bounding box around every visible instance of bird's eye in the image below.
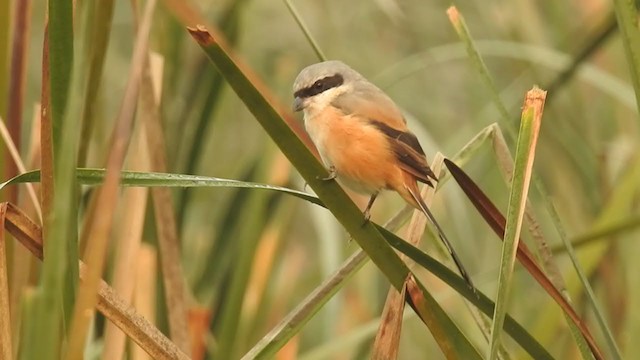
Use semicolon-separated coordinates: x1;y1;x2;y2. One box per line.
314;81;324;89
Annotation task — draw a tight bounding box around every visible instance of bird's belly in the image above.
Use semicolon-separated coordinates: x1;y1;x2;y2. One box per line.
305;110;397;195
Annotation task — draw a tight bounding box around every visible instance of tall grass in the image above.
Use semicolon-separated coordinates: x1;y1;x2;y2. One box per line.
0;0;639;359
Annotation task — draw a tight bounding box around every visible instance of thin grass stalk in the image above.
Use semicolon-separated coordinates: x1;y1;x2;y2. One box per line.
4;202;189;360
139;51;191;352
0;166;555;357
242;249;369;360
242;196;415;360
0;117;42;222
612;0;640;115
101;122;150;359
557;216;640;251
510;50;616;360
447;6;617;357
66;0;157;357
76;0;115;167
17;287;36;360
3;110;43;348
548;201;623;359
484;121;597;358
488;88;545;359
48;0;73;152
216;187;271;359
135;2;191;346
39;16;53;242
176;0;247;227
0;0;10;117
4;0;31;204
446;7;513;139
0;147;563;358
381;228;553;359
186;22;409;285
215;155;284;358
131;244;158;360
244;214;288;327
283;0;327;61
243;153;293;329
488;87;597;358
34;0;78;357
373;155;445;359
0;169;324;204
0;204;11;360
372;281;406;360
187;24;483;358
544;12;618;99
550;161;640;359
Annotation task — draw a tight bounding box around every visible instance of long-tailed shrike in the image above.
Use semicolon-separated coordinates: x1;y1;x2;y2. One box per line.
292;60;473;287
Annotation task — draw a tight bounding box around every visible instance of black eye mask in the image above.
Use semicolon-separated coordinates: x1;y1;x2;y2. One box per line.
294;74;344;99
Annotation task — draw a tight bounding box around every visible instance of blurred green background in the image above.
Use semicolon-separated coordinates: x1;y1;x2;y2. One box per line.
1;0;639;359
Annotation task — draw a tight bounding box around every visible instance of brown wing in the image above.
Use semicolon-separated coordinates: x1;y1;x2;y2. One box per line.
368;120;438;186
331;85;437;185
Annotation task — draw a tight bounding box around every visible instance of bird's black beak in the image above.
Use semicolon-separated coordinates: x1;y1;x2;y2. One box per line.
292;97;304;112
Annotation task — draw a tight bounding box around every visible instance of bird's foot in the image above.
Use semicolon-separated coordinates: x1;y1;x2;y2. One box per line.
317;166;337;181
361;209;372;226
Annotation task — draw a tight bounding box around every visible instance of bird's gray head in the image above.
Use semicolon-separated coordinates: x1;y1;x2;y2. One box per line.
292;60;364;113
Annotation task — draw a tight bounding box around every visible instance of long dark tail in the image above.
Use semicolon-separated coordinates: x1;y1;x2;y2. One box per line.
405;184;475;290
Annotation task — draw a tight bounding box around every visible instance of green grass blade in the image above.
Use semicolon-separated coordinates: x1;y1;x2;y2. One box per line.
48;0;74;152
447;7;513;138
561;216;640;251
0;0;9;117
77;0;115;166
488;88;546;359
547;200;621;359
215;187;272;359
283;0;327;61
176;0;248;225
0;205;11;359
2;169;550;357
242;250;370;360
447;6;615;358
34;0;79;358
185;25;479;358
17;288;36;360
612;0;640;115
185;25;409;287
381;227;553;359
1;168;324;206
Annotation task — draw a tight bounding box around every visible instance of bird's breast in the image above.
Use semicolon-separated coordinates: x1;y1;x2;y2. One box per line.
304;107;403;195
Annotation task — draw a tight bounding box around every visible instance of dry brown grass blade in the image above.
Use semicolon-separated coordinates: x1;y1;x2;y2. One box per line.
2;202;189;360
444;158;604;360
67;1;159;356
2;111;43;342
372;156;444;358
188;307;210;360
101;120;151;359
372;281;407;360
4;0;31;204
0;203;12;360
404;275;454;358
132;244;158;360
488;117;568;295
39;21;53;232
139;45;190;353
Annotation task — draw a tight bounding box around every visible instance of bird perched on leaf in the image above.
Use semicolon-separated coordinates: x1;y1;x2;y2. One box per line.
292;60;473;288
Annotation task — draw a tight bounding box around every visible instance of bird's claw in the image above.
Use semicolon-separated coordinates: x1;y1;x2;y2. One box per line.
361;210;371;226
317;166;337;181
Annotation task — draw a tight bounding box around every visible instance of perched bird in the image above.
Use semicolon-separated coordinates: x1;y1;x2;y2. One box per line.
292;60;473;288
